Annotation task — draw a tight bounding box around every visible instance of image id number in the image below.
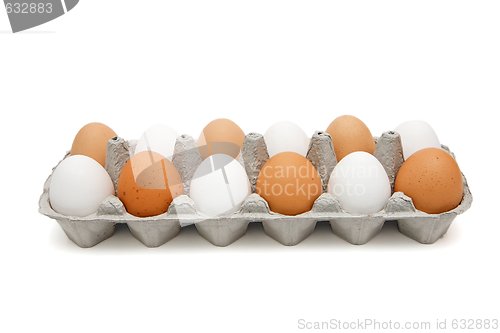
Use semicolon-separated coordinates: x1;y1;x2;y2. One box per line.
5;2;53;14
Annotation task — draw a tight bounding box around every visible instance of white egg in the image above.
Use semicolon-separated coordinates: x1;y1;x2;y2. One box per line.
49;155;115;217
328;152;391;214
264;121;310;157
395;120;441;159
134;124;178;160
189;154;251;217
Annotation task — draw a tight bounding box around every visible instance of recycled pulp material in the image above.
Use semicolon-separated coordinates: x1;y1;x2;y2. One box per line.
39;131;472;248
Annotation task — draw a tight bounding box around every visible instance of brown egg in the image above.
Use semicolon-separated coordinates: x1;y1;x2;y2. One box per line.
198;118;245;159
395;148;463;214
118;152;183;217
326;115;375;161
256;152;322;215
71;122;117;167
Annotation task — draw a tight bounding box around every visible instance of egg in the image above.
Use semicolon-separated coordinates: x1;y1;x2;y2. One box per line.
189;154;251;217
71;122;117;167
198;118;245;159
256;152;322;215
49;155;115;217
395;148;463;214
328;152;391;214
326;115;375;161
395;120;441;159
117;151;183;217
264;121;310;157
134;124;178;160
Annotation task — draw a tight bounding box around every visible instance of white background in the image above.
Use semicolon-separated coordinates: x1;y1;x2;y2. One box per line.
1;1;499;332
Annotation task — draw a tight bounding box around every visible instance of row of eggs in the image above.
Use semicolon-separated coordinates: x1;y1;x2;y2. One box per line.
49;117;463;219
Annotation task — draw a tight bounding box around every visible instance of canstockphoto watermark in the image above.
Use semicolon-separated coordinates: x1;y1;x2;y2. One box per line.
257;164;322;200
329;163;383;197
329;182;366;196
257;178;322;200
334;163;381;179
297;318;500;331
3;0;79;33
298;319;432;331
260;164;316;179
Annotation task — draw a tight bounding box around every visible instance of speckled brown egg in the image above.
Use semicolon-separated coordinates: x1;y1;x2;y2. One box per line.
117;152;183;217
71;122;117;167
326;115;375;161
256;152;322;216
394;148;463;214
198;118;245;159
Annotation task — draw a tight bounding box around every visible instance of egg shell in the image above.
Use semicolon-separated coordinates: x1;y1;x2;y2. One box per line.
134;124;178;160
256;152;322;216
71;122;117;167
328;151;391;214
40;132;472;248
118;151;183;217
49;155;115;217
395;120;441;159
326;115;375;161
395;148;463;214
198;118;245;159
189;154;251;217
264;121;310;157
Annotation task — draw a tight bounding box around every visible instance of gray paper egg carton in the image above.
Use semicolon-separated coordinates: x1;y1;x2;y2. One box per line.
39;131;472;248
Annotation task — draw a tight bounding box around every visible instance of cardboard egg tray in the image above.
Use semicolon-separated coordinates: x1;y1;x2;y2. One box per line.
39;131;472;248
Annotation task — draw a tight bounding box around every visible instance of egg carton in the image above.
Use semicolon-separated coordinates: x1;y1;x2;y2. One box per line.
39;131;472;248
